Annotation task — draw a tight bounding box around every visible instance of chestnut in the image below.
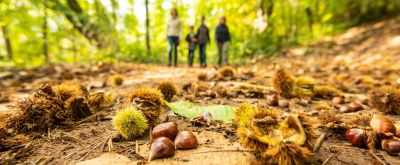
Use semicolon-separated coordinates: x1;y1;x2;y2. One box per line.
381;139;400;154
348;102;362;112
267;94;278;106
151;122;179;141
339;106;351;113
332;96;344;104
148;137;175;161
345;128;366;147
174;131;198;150
370;115;396;136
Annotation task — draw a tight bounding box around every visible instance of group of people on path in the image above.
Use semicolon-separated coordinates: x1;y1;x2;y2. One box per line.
167;8;231;68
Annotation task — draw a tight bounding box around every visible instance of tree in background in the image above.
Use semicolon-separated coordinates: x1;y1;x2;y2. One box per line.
145;0;151;55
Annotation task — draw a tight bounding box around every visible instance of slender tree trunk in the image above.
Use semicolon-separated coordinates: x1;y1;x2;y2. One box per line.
145;0;151;55
291;0;300;39
72;35;77;63
305;7;313;34
43;2;49;64
1;25;13;60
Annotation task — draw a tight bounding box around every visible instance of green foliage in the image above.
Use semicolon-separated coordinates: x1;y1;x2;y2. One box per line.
166;100;235;123
1;0;400;67
113;107;149;139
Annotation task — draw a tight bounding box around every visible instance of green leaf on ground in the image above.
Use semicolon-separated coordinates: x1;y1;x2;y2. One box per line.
166;100;235;123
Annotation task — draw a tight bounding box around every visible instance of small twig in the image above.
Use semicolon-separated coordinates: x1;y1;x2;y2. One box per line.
322;154;333;165
369;150;387;165
135;140;139;154
175;149;251;159
313;133;326;152
79;137;109;161
107;136;113;151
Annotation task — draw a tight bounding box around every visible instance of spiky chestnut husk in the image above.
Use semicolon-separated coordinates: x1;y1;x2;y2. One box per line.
6;83;91;134
60;96;91;121
259;142;311;165
109;75;124;86
234;103;259;128
293;76;315;97
113;107;148;140
235;104;313;164
52;81;91;121
317;111;348;137
218;66;237;80
347;113;372;128
88;91;115;110
298;114;319;148
317;111;342;126
156;81;178;102
314;102;333;110
127;87;163;126
369;87;400;115
6;87;62;133
313;85;343;99
272;68;296;98
52;81;89;101
235;104;281;151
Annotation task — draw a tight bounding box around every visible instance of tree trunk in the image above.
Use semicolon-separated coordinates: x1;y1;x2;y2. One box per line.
1;25;13;60
305;7;313;34
145;0;151;55
43;2;49;64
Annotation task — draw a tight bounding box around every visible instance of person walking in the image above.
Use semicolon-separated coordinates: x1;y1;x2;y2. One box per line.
196;16;210;68
215;16;231;66
185;26;197;67
167;8;182;67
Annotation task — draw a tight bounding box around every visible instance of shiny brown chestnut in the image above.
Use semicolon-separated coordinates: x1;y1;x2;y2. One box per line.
348;102;362;112
174;131;198;150
381;139;400;154
370;115;396;136
151;122;179;141
345;128;367;147
148;137;175;161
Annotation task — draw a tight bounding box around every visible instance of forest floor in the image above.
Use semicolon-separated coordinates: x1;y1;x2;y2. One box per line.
1;17;400;164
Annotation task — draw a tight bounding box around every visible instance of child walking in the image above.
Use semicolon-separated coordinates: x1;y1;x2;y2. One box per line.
185;26;197;67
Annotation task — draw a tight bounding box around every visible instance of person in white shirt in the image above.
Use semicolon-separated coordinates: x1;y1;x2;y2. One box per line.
167;8;182;67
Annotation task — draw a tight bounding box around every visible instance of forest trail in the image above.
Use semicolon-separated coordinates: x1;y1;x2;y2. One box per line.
1;17;400;164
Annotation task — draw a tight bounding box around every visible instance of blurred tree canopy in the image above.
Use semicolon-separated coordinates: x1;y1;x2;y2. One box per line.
1;0;400;67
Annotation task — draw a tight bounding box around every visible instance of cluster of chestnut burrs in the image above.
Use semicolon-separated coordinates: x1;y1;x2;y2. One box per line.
149;122;198;161
346;114;400;155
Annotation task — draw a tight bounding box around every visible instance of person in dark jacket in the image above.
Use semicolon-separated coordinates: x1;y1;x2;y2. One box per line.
185;26;197;67
215;16;231;66
196;16;210;68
